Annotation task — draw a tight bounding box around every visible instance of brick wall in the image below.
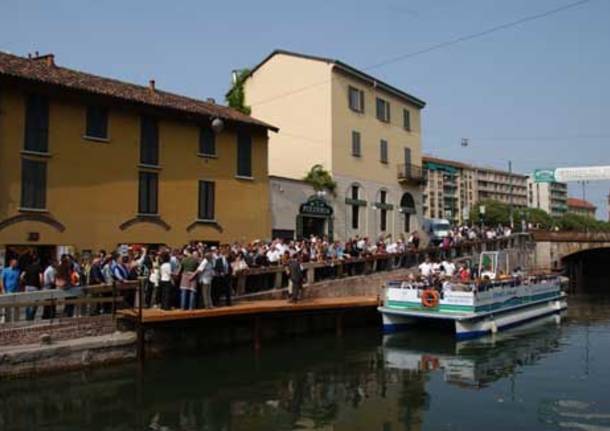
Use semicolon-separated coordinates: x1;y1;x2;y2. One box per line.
0;315;115;346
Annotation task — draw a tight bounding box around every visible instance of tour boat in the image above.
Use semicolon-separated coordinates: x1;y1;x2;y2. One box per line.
378;251;567;340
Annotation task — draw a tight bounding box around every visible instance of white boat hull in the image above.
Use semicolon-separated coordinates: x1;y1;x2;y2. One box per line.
380;293;567;340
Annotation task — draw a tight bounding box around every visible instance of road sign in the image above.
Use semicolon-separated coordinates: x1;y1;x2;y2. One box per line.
533;166;610;183
554;166;610;182
533;169;556;183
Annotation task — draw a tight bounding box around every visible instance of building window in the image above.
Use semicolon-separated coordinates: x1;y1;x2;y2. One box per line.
376;97;390;123
199;127;216;156
348;86;364;113
351;185;360;229
403;109;411;131
24;94;49;153
379;190;387;232
198;180;215;220
140;116;159;166
138;171;158;215
351;131;361;157
380;139;388;163
21;159;46;209
237;131;252;177
85;106;108;139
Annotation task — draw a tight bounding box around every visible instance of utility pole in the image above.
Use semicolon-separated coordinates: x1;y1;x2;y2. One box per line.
509;160;514;229
579;180;587;201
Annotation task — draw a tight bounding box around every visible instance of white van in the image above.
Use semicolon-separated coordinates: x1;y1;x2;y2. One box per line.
423;218;451;245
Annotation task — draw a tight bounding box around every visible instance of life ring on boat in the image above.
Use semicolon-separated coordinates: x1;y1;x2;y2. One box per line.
421;354;440;371
421;289;440;308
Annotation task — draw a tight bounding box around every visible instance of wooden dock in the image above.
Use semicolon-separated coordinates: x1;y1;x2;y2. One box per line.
118;296;379;324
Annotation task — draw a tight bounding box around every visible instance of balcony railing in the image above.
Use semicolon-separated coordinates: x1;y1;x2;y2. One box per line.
397;163;425;185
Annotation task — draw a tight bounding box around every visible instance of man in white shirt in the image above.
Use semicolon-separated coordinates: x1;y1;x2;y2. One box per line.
418;258;433;278
193;252;215;309
442;260;456;277
42;259;57;319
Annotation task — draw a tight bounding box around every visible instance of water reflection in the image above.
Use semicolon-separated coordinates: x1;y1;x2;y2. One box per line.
1;295;610;431
384;314;563;389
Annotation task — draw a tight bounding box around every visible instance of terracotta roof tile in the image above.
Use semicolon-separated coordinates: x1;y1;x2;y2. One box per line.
567;198;596;209
0;51;277;131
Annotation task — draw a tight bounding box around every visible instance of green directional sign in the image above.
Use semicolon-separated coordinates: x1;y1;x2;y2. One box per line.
533;169;556;183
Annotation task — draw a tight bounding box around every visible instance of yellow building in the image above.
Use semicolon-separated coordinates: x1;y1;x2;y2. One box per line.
0;51;276;263
244;50;426;241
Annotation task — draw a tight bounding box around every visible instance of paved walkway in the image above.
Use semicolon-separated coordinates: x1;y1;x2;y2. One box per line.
118;296;379;323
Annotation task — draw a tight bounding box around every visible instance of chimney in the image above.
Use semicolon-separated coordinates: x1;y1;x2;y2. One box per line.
31;52;55;67
206;97;215;104
149;79;156;92
231;70;238;85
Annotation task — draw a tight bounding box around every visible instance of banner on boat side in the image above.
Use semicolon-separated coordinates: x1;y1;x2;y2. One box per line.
534;166;610;183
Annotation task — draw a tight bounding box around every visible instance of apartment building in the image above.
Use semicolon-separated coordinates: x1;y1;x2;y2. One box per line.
243;50;426;241
423;156;528;224
567;198;597;218
422;156;476;224
527;179;568;217
0;51;276;262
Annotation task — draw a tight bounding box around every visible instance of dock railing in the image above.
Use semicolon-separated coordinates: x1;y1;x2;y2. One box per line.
233;233;532;297
0;279;143;327
0;234;531;327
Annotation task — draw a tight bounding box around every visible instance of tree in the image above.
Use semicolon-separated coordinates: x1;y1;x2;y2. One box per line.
225;68;251;115
519;208;554;230
469;200;511;226
555;213;610;232
303;164;337;195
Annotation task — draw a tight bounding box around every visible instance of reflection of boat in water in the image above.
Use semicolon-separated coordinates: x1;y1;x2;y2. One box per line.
379;251;567;339
383;314;564;388
538;399;610;431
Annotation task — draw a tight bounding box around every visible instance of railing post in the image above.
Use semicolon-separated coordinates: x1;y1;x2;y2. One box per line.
274;269;283;289
237;273;246;295
307;266;315;285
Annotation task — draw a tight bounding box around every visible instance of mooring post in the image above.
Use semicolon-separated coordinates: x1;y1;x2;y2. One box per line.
136;278;145;362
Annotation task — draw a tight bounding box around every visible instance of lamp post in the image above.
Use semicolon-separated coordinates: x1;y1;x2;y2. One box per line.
509;160;514;229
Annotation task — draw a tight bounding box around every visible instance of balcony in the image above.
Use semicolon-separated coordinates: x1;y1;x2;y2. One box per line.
397;164;425;185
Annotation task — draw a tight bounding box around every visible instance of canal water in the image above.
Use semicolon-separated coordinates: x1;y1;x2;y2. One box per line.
2;294;610;431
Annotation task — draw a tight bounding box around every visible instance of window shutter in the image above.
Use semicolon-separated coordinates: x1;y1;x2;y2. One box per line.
199;127;216;155
21;159;46;209
24;95;49;152
138;172;147;213
198;181;216;220
206;181;215;219
352;131;361;156
86;106;108;138
380;140;388;163
237;132;252;177
403;109;411;130
359;90;364;112
140;117;159;165
150;172;158;214
138;172;158;214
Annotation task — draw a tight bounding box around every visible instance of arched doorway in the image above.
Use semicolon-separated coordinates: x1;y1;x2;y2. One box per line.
400;193;416;232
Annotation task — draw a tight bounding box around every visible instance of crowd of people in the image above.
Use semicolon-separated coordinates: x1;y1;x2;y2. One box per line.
0;225;517;318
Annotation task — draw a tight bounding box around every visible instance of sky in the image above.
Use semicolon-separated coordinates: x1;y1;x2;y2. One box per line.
1;0;609;217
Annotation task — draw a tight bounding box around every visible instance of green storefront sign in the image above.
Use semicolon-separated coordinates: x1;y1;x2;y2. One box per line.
533;169;556;183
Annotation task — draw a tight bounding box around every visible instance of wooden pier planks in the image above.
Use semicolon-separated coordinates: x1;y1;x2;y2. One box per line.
118;296;378;324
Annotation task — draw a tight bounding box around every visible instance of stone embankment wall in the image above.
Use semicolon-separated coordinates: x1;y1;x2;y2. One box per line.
0;332;136;379
0;316;136;379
